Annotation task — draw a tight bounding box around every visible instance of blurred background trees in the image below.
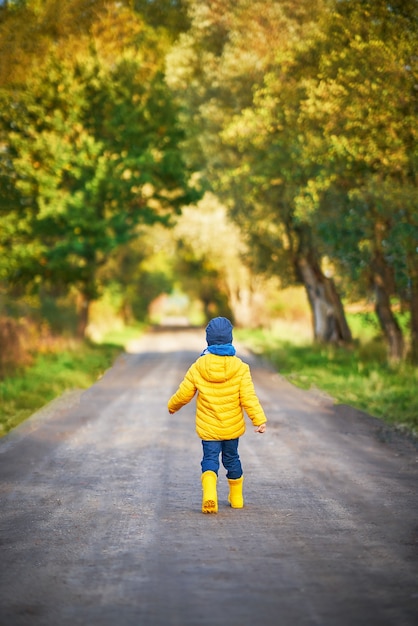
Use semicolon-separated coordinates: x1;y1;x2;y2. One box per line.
166;0;417;362
0;0;195;338
0;0;416;364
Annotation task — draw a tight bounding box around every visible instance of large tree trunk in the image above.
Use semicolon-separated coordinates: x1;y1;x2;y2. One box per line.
296;255;352;344
371;253;404;363
373;280;404;363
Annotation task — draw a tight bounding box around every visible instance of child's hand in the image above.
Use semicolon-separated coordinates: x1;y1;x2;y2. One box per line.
255;423;266;433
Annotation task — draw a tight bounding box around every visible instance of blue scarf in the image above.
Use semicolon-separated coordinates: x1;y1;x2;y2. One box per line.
200;343;236;356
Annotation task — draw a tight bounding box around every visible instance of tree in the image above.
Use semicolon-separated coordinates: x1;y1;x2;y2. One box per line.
0;3;197;335
296;0;418;361
173;193;277;326
167;0;417;360
167;0;352;343
97;223;177;323
0;0;113;86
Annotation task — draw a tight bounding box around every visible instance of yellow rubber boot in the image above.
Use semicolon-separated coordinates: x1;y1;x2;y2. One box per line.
201;470;218;514
228;476;244;508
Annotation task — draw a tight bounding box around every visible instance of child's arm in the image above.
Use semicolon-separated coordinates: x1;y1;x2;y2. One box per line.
240;367;267;433
167;367;197;414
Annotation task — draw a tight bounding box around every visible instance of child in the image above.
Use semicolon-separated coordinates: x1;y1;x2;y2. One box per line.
167;316;267;513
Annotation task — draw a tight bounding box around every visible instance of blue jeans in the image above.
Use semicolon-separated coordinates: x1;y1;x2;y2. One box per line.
201;439;243;479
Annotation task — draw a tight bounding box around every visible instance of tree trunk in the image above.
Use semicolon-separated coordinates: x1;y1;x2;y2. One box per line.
373;280;404;363
371;253;404;362
76;291;91;339
296;255;352;344
407;259;418;365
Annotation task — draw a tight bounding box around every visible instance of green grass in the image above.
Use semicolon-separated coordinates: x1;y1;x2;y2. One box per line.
98;323;146;347
0;341;122;437
2;319;416;440
236;327;418;437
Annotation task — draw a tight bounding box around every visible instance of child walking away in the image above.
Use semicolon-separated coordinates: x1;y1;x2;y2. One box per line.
167;317;267;514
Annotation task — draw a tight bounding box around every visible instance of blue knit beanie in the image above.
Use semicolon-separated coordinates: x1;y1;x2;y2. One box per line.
206;317;233;346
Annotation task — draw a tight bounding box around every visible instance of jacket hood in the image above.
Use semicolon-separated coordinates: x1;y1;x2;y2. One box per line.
195;353;242;383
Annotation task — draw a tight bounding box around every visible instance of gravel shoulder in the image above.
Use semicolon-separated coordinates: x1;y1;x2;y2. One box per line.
0;327;417;626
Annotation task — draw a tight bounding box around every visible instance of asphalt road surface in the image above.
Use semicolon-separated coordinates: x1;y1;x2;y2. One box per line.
0;328;417;626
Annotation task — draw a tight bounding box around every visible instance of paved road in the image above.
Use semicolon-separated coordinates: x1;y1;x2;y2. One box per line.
0;328;417;626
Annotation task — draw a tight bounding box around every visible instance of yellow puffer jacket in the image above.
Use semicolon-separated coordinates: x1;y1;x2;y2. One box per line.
167;354;267;440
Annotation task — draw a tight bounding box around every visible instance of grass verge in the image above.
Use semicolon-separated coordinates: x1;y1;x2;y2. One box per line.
236;326;418;438
0;341;122;437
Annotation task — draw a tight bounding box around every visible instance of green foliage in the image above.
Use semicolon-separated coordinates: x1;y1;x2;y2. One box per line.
168;0;358;346
97;224;178;322
298;0;417;238
0;340;121;436
0;1;197;327
237;324;418;436
166;0;418;359
175;238;233;321
133;271;174;320
0;0;112;85
133;0;189;37
98;324;146;348
173;194;255;323
1;0;417;362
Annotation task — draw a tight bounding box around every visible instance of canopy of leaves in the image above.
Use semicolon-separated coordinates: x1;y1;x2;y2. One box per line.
1;0;417;360
166;0;417;357
0;1;197;304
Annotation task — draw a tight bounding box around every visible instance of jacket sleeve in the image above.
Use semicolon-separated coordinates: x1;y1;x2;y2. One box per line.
239;366;267;426
167;365;197;413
